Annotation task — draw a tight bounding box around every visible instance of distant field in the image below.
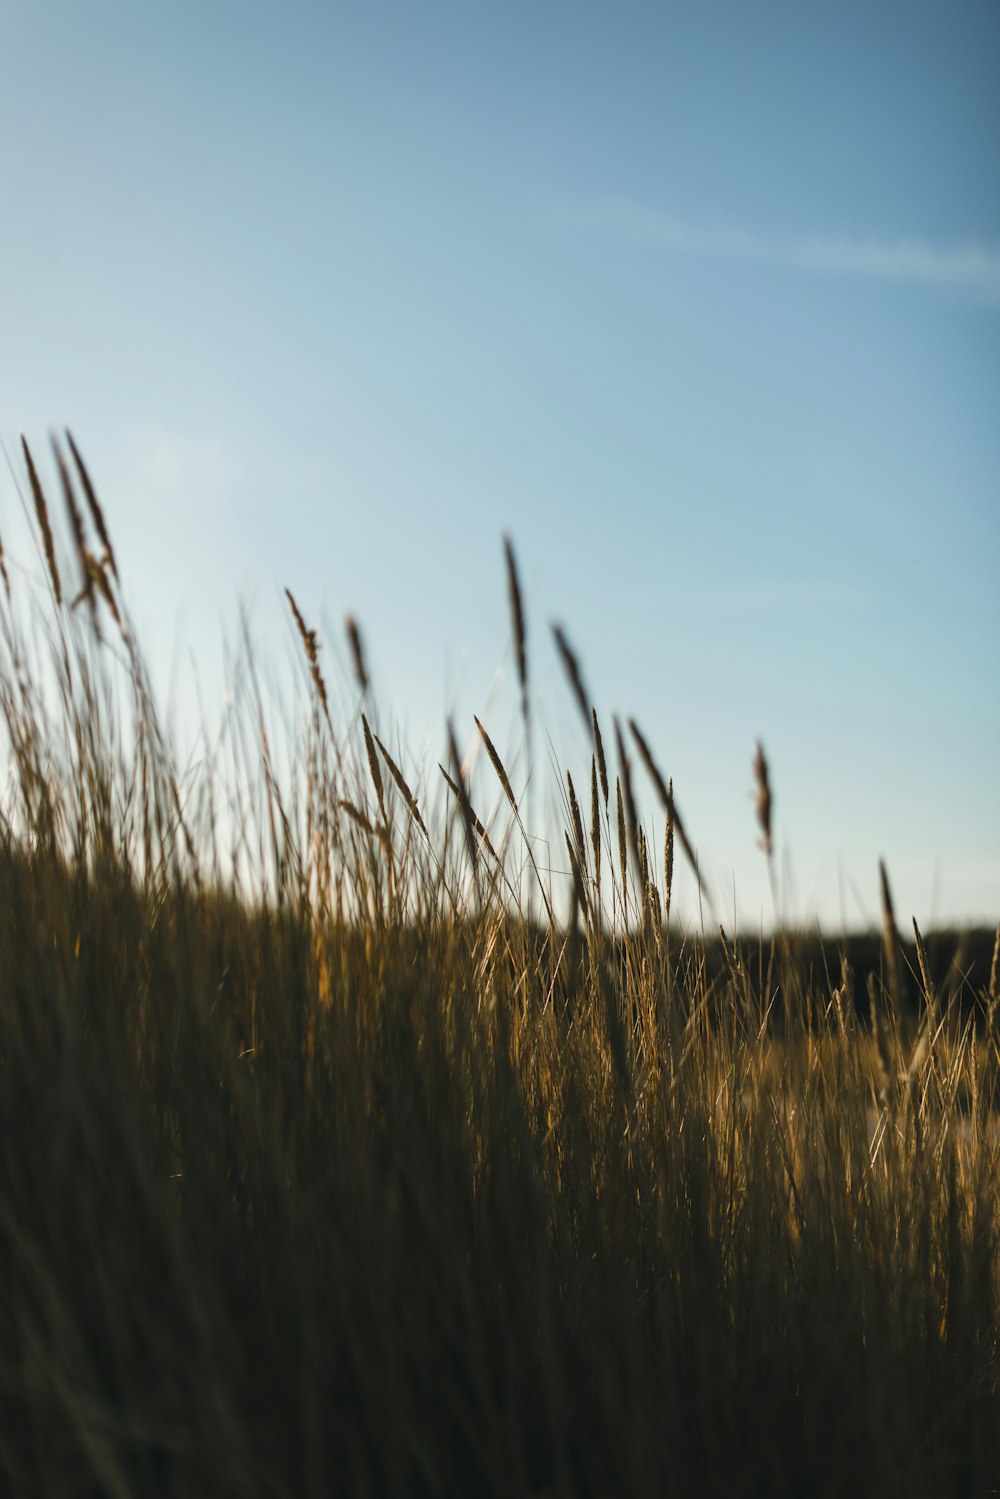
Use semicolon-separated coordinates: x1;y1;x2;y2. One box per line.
1;439;997;1497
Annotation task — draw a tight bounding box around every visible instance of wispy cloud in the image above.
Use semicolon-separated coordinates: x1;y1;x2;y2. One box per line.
570;200;1000;307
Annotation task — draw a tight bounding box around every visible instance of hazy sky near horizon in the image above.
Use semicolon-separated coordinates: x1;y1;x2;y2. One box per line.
1;1;998;930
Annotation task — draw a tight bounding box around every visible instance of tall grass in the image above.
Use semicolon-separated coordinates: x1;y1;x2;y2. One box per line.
0;439;997;1497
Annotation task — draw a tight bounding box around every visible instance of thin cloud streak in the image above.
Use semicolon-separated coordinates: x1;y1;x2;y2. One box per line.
574;201;1000;307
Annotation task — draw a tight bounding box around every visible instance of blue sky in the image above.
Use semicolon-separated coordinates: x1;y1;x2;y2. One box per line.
1;1;998;930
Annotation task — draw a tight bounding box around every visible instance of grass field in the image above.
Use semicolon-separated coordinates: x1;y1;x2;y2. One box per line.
1;438;998;1497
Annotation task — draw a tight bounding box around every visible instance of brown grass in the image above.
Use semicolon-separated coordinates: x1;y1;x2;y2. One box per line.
0;439;997;1498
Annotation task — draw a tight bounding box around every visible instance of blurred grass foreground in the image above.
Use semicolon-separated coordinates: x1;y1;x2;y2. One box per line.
1;436;998;1497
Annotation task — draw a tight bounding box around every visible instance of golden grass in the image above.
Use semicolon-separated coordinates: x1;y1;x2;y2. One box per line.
0;441;997;1497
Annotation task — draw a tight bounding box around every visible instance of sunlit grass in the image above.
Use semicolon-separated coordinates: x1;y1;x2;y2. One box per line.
1;438;997;1497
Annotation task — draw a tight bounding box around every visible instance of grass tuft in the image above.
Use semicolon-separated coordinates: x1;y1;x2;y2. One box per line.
0;438;997;1498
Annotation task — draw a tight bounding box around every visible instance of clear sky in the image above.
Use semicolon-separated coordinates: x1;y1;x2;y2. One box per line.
1;1;998;931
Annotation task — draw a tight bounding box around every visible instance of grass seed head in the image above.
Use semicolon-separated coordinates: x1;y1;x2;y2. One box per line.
616;777;627;893
912;916;936;1016
345;614;370;694
375;733;428;839
664;779;674;927
592;707;609;806
22;436;62;606
614;717;642;881
475;715;518;814
754;740;773;857
285;588;332;729
551;624;591;733
65;430;119;583
629;717;706;903
444;721;482;875
590;755;601;886
338;798;388;849
879;858;903;1024
566;768;586;865
503;535;528;723
53;437;88;577
361;713;385;817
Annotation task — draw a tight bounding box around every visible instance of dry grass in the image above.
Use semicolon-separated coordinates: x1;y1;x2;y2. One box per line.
0;442;997;1498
